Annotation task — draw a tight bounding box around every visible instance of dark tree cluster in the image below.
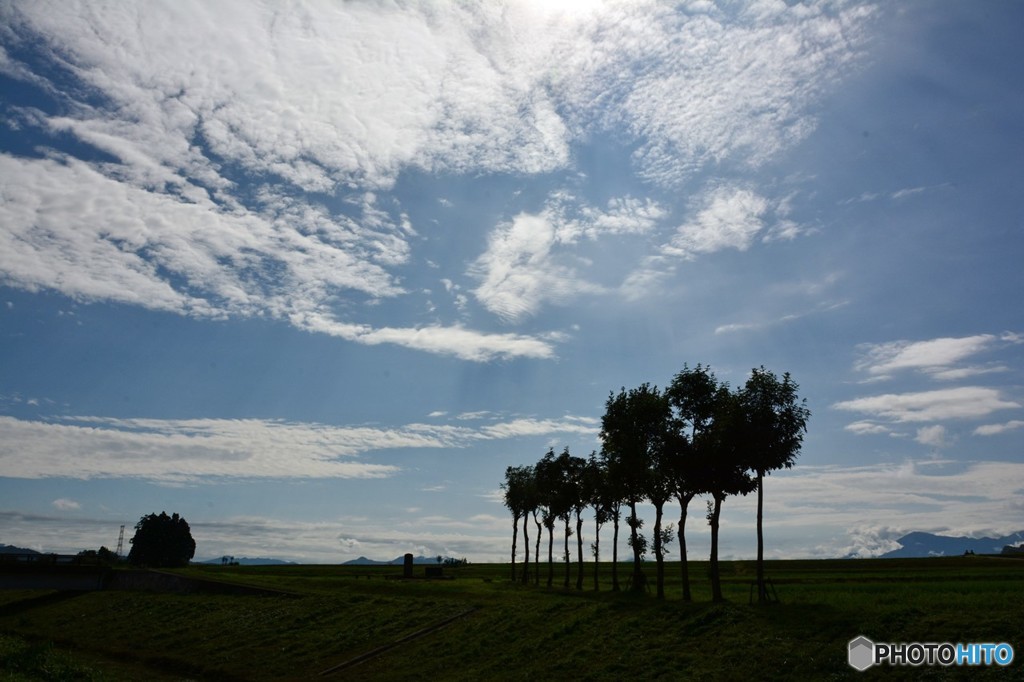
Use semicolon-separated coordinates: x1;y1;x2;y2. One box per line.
76;546;120;566
502;365;809;603
128;511;196;568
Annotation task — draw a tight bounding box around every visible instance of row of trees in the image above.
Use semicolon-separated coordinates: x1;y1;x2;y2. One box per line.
501;365;809;603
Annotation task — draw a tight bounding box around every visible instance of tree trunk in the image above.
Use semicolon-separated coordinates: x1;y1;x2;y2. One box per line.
510;513;518;582
653;501;664;599
611;510;620;592
521;513;530;584
756;469;766;604
678;493;693;602
709;494;723;602
563;517;571;589
593;513;601;591
533;512;542;587
628;500;644;593
575;512;585;590
546;523;554;588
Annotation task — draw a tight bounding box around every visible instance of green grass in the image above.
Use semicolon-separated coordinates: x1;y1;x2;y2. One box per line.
1;557;1021;680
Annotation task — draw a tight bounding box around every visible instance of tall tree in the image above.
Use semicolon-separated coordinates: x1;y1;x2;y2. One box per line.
739;367;810;604
597;446;624;591
585;451;611;591
564;450;589;590
601;383;668;593
534;449;562;588
667;363;721;602
519;465;540;585
547;447;586;590
553;449;573;589
500;465;531;582
646;407;675;600
696;385;756;602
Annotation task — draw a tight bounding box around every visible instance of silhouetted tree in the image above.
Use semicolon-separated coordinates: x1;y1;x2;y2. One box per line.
97;545;118;565
501;465;533;582
739;367;810;604
601;383;666;593
696;387;756;601
648;455;674;600
585;451;612;591
519;465;539;585
76;546;118;566
560;449;589;590
534;449;562;588
596;446;624;591
638;388;674;599
667;363;721;602
128;511;196;568
545;447;584;590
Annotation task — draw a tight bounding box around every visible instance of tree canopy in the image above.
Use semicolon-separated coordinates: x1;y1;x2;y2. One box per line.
127;511;196;568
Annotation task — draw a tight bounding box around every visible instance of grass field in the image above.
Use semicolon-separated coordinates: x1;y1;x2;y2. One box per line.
1;556;1021;680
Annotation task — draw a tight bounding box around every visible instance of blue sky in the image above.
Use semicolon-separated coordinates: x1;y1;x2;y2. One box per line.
1;0;1022;563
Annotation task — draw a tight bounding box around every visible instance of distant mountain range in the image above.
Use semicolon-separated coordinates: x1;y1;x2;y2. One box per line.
342;555;446;566
0;544;39;555
879;530;1024;558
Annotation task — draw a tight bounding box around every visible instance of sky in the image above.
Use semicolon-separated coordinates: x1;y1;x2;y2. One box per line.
1;0;1022;564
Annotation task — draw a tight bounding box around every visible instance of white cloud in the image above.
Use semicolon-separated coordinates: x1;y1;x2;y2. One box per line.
292;311;555;362
557;1;876;187
52;498;80;511
714;322;762;335
833;386;1020;423
853;334;1013;380
2;152;561;360
844;420;891;436
619;259;673;303
0;416;402;482
0;0;876;342
714;299;848;336
663;186;769;260
623;184;812;300
914;424;948;448
471;212;591;323
454;411;495;421
724;458;1024;557
974;420;1024;437
471;194;663;322
0;154;405;313
561;195;668;242
0;413;598;482
891;186;927;200
1;1;582;191
478;416;599;440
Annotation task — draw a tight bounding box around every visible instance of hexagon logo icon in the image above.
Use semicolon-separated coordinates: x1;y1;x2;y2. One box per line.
848;636;875;671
